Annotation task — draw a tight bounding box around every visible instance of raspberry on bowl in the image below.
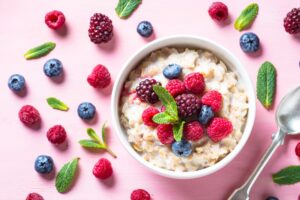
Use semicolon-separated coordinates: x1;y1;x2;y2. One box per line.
207;117;233;142
157;124;174;144
142;107;159;127
45;10;65;30
201;90;223;112
166;79;186;97
184;72;205;94
183;121;203;141
88;13;113;44
87;64;111;88
93;158;113;179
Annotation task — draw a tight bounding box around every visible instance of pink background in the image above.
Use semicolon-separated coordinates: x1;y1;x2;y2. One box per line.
1;0;300;199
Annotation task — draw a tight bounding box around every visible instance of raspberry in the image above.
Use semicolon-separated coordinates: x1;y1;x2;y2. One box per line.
207;117;233;142
45;10;65;30
166;79;186;97
157;124;174;144
208;2;229;21
184;73;205;94
88;13;113;44
87;64;111;88
295;142;300;157
93;158;113;179
47;125;67;145
136;79;161;104
26;193;44;200
175;93;201;119
131;189;151;200
142;107;159;127
183;121;203;141
283;8;300;34
201;90;223;112
18;105;41;126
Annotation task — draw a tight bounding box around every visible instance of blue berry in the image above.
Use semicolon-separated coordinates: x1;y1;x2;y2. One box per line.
240;32;260;53
265;197;279;200
77;102;96;120
8;74;25;91
198;105;214;125
34;155;54;174
163;64;182;79
43;58;63;77
171;140;192;157
137;21;153;38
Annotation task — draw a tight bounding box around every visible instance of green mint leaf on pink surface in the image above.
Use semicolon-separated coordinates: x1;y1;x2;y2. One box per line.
87;128;101;142
173;121;185;142
24;42;56;59
79;140;105;149
256;61;276;109
152;112;178;124
272;165;300;185
46;97;69;111
234;3;259;31
55;157;79;193
115;0;142;19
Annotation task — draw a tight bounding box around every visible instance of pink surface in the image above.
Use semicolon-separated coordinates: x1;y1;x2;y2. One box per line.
1;0;300;199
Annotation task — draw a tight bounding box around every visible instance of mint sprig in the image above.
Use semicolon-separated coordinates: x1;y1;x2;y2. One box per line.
272;165;300;185
173;121;185;142
47;97;69;111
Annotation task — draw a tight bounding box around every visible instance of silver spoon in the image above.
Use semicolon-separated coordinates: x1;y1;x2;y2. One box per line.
228;86;300;200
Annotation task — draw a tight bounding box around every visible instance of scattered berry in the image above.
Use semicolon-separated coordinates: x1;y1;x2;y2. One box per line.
175;93;201;119
87;64;111;88
184;72;205;94
157;124;174;144
208;2;229;21
184;121;203;141
45;10;65;30
47;125;67;145
77;102;96;120
201;90;223;112
142;107;159;127
88;13;113;44
207;117;233;142
34;155;54;174
137;21;153;38
166;79;186;97
163;64;182;79
198;105;214;125
265;197;279;200
26;193;44;200
43;58;63;77
172;140;192;157
136;79;161;104
131;189;151;200
8;74;25;92
295;142;300;157
283;8;300;34
240;32;260;53
93;158;113;179
18;105;41;126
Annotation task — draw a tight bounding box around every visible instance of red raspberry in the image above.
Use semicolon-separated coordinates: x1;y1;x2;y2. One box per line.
87;64;111;88
93;158;113;179
208;2;229;21
157;124;174;144
45;10;65;30
142;107;159;127
47;125;67;145
18;105;41;126
201;90;223;112
184;73;205;94
207;117;233;142
131;189;151;200
166;79;186;97
295;142;300;157
183;121;203;141
26;193;44;200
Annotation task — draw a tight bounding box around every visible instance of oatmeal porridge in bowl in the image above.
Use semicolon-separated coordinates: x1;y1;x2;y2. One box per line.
111;35;255;179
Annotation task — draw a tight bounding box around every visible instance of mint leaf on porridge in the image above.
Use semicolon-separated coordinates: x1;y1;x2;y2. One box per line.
115;0;142;19
234;3;259;31
152;112;178;124
46;97;69;111
173;121;185;142
272;165;300;185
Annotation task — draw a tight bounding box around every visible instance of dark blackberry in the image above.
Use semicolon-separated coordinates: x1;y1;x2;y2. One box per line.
88;13;113;44
136;79;161;104
284;8;300;34
175;93;201;119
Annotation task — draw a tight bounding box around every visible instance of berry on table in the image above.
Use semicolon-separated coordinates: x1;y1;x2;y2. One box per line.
201;90;223;112
183;121;203;141
88;13;113;44
284;8;300;34
47;125;67;145
136;79;161;104
295;142;300;157
87;64;111;88
184;72;205;94
198;105;214;125
131;189;151;200
137;21;153;38
8;74;25;92
175;93;201;119
171;140;192;157
34;155;54;174
157;124;174;144
240;32;260;53
207;117;233;142
142;107;159;127
45;10;65;30
43;58;63;77
77;102;96;120
26;193;44;200
93;158;113;179
18;105;41;126
166;79;186;97
163;64;182;79
208;2;229;21
265;196;279;200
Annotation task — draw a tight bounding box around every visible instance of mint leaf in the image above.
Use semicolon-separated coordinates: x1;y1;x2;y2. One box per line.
46;97;69;111
79;139;105;149
101;123;107;144
115;0;142;18
24;42;56;59
272;165;300;185
256;61;276;109
234;3;259;31
152;112;178;124
87;128;100;142
153;85;178;118
55;157;79;193
173;121;185;142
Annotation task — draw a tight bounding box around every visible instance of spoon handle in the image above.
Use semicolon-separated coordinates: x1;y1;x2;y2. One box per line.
228;129;286;200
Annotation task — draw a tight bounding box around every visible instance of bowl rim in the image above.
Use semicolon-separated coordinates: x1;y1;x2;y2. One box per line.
111;35;256;179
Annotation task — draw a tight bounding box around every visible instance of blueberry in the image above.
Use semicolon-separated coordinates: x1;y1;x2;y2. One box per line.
8;74;25;91
198;105;214;125
163;64;182;79
34;155;54;174
77;102;96;120
171;140;192;157
43;58;63;77
137;21;153;38
265;196;279;200
239;32;260;53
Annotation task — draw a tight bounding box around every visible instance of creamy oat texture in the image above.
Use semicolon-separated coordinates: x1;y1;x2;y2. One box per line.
120;48;248;172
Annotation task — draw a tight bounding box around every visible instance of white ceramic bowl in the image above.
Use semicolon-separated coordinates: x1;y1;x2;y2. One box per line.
111;35;256;179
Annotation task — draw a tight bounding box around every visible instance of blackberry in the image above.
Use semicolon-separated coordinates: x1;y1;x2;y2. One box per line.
136;79;161;104
88;13;113;44
175;93;201;119
284;8;300;34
